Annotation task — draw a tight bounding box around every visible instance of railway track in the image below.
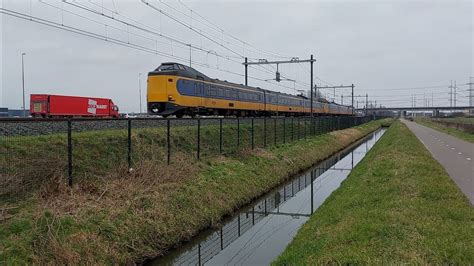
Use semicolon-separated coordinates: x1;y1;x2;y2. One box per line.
0;116;311;137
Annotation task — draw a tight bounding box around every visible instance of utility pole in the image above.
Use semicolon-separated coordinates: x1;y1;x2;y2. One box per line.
138;73;142;114
244;57;248;86
243;57;315;103
21;52;26;117
310;54;314;116
454;80;457;107
449;80;453;109
468;77;474;115
351;84;354;115
365;93;368;116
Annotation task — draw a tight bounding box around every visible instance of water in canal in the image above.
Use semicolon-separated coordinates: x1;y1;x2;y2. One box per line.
150;129;386;265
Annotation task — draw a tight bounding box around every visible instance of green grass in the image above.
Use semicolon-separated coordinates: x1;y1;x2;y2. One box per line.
415;117;474;143
0;119;392;264
440;117;474;124
0;119;319;200
274;121;474;265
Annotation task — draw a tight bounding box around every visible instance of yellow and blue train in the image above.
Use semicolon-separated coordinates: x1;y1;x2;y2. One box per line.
147;62;353;117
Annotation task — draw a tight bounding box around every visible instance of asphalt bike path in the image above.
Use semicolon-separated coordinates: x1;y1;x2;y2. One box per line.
402;119;473;205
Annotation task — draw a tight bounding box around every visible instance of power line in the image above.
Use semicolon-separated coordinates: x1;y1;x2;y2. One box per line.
79;0;302;86
361;84;468;92
61;0;297;89
176;0;293;59
141;0;302;87
0;7;291;92
142;0;244;59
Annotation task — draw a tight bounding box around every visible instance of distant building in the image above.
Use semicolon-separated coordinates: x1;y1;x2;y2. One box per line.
0;108;8;117
0;108;28;117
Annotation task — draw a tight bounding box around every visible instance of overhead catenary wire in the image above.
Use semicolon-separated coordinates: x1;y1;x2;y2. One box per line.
141;0;301;86
85;0;296;81
55;1;300;92
176;0;294;59
73;0;299;84
5;1;330;97
0;7;296;93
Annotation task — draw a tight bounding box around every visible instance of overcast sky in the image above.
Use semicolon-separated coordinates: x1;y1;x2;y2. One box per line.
1;0;473;112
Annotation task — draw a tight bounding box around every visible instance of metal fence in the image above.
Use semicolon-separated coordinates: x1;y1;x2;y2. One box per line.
0;116;374;201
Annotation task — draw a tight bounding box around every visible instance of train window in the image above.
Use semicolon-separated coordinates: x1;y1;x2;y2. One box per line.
218;88;224;97
225;89;231;98
194;83;199;95
157;64;177;71
210;86;217;96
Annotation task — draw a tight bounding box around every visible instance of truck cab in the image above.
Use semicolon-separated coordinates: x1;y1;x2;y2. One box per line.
30;94;49;118
110;100;120;118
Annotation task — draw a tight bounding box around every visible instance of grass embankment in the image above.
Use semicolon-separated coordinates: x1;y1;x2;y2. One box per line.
415;117;474;143
0;119;391;264
1;119;323;200
274;121;474;265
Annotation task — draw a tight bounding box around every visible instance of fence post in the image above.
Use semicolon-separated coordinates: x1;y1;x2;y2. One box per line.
283;118;286;143
67;119;73;187
274;118;277;145
251;118;254;150
237;117;240;149
303;117;306;139
197;118;201;159
298;117;301;139
198;243;201;266
127;119;132;171
264;117;267;147
167;119;170;165
219;118;223;154
220;227;224;250
238;214;241;236
310;170;314;214
292;117;294;141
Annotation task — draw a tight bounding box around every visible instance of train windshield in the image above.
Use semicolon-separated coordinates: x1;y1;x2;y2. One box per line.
156;64;181;71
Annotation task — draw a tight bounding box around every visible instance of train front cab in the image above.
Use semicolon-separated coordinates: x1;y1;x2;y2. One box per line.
147;73;185;115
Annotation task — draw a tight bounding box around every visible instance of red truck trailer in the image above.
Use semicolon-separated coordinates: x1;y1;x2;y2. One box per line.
30;94;120;118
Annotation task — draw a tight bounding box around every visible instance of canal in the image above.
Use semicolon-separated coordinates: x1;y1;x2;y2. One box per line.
149;129;386;265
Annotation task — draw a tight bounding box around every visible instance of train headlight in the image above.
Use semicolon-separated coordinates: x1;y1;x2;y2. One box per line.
150;103;160;113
